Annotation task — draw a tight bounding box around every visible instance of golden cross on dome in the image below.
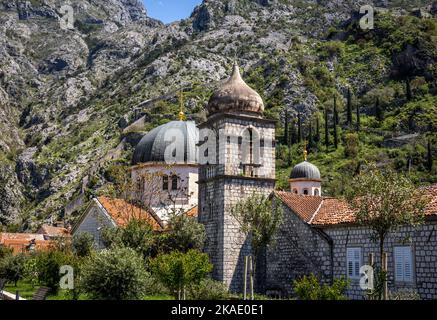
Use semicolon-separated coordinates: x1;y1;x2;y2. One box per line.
304;141;308;161
178;90;186;121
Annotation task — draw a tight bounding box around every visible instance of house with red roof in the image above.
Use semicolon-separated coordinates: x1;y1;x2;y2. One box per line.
265;160;437;300
72;196;165;248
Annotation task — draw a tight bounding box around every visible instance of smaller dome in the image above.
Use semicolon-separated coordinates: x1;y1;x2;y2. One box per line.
290;161;321;181
206;63;264;116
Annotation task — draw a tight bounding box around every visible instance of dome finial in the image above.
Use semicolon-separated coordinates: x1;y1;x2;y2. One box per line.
178;90;186;121
230;60;241;81
304;141;308;161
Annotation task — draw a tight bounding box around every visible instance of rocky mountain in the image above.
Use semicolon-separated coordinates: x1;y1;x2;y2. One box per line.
0;0;435;229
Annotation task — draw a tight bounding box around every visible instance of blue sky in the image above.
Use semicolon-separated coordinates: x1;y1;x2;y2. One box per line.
143;0;203;24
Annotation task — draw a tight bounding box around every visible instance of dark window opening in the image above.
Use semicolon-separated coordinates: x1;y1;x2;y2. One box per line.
162;175;168;190
171;175;178;190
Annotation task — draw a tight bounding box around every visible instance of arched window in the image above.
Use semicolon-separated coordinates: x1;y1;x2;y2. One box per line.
314;189;320;196
171;175;178;190
162;175;168;191
303;189;309;195
293;188;298;194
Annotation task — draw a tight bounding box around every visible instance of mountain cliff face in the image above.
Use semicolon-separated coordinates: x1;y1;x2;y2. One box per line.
0;0;435;229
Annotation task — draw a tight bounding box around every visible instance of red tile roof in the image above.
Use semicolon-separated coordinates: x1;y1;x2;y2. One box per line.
0;233;52;254
37;225;70;237
275;191;323;223
97;196;163;231
423;184;437;216
185;206;198;218
276;183;437;227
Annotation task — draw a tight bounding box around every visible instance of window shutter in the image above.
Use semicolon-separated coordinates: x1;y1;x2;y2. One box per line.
403;247;413;282
394;246;413;283
347;248;362;278
394;247;404;282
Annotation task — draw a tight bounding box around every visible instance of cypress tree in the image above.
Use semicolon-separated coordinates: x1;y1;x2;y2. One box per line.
308;121;314;151
297;112;303;143
284;110;289;145
333;97;339;149
428;138;433;172
315;115;321;143
356;104;361;132
375;97;383;121
347;88;353;126
324;108;329;150
290;120;297;145
406;78;412;101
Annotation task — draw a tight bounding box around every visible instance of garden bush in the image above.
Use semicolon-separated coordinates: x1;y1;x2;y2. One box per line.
73;232;95;257
150;249;213;299
187;278;230;300
80;247;148;300
293;274;349;300
0;253;27;286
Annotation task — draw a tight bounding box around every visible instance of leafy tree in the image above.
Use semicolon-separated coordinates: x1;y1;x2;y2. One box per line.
150;249;213;300
315;115;321;144
307;121;314;151
32;250;73;292
344;133;359;158
230;194;283;296
101;219;156;259
406;78;412;101
161;213;206;253
374;97;384;121
0;246;13;260
81;247;148;300
293;274;349;300
73;233;95;257
0;253;26;286
345;168;428;299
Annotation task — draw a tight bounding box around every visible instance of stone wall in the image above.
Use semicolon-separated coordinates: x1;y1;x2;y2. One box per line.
325;222;437;300
198;113;276;293
266;206;437;300
266;203;331;296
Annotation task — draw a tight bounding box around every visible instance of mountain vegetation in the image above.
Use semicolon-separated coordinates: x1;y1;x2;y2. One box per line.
0;0;435;229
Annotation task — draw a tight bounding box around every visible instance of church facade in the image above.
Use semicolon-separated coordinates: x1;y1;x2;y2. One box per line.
195;63;437;300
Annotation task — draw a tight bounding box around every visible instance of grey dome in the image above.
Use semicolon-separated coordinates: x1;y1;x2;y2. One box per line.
290;161;321;180
132;121;198;165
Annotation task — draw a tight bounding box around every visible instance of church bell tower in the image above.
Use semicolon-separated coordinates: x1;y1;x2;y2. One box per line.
198;63;276;292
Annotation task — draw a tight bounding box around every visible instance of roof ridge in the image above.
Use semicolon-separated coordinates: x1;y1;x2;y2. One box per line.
308;198;324;224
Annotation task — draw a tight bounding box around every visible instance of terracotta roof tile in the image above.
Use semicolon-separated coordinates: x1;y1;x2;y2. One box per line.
37;225;70;237
277;183;437;227
0;233;52;254
185;206;198;218
423;184;437;216
97;196;163;231
275;191;323;223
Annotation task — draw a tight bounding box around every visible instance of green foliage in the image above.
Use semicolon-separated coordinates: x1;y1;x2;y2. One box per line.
187;278;230;300
31;250;74;292
161;214;206;253
150;249;213;299
0;246;13;259
293;274;349;300
0;253;27;286
344;133;359;158
73;233;95;257
230;193;283;256
101;219;156;259
80;247;148;300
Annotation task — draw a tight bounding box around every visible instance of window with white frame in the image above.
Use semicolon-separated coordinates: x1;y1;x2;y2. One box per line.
346;247;362;279
394;246;414;283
